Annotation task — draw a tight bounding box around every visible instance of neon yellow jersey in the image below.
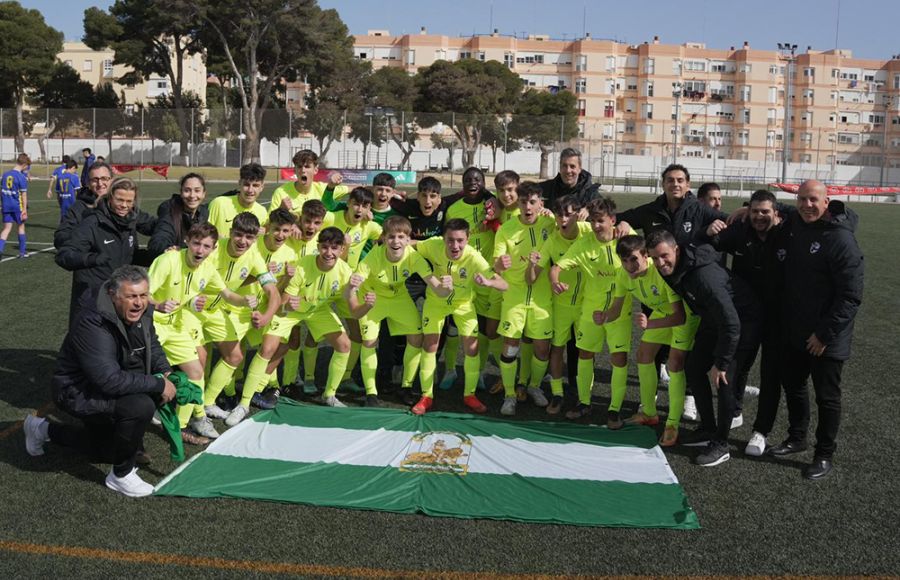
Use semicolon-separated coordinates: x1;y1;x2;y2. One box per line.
148;249;226;326
287;235;320;258
284;254;353;315
614;261;680;316
357;244;432;300
202;244;269;312
556;230;635;311
270;181;350;217
537;222;593;307
493;215;557;305
416;237;491;306
498;206;520;224
332;211;382;270
252;237;299;310
207;195;269;239
446;196;494;261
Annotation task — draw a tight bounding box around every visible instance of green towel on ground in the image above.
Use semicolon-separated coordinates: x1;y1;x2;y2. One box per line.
155;371;203;462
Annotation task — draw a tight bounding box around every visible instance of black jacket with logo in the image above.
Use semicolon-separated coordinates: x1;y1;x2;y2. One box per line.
662;243;744;370
782;200;863;360
55;200;156;292
54;186;99;249
617;192;727;244
52;283;170;416
712;220;788;309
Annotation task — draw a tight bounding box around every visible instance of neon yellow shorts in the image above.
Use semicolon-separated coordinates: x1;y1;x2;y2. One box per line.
265;308;344;342
334;297;351;318
473;285;497;318
155;321;201;366
575;311;632;354
551;303;582;347
359;295;422;342
422;298;478;337
642;311;701;351
499;298;553;341
200;307;252;344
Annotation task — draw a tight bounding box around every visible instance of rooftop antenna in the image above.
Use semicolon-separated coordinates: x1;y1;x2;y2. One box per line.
490;1;493;34
582;3;586;39
834;0;840;49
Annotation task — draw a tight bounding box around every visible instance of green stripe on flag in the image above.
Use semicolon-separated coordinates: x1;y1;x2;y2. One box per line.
155;454;698;529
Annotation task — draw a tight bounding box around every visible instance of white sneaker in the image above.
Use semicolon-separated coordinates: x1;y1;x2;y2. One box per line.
24;415;49;456
190;416;220;439
500;397;517;416
683;395;698;421
730;413;744;429
659;364;670;387
321;395;346;408
151;411;162;426
527;387;549;407
105;467;154;498
745;431;767;457
204;404;230;420
744;385;760;397
224;405;249;427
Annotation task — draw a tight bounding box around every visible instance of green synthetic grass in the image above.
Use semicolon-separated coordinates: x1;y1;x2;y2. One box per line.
1;190;898;577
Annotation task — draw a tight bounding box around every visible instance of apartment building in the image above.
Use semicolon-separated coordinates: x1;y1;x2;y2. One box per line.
57;41;207;111
354;30;900;168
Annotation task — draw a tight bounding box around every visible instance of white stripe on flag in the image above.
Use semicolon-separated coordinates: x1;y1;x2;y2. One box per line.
207;421;678;485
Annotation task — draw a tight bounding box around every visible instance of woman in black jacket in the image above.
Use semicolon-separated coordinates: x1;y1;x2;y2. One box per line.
147;173;210;259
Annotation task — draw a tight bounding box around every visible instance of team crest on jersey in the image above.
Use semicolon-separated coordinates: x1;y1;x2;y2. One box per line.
541;228;549;241
436;210;444;221
683;222;693;233
331;280;340;294
776;249;787;262
352;232;362;243
810;242;821;254
459;267;467;279
402;269;410;278
651;285;660;296
240;267;249;279
128;235;134;247
502;321;511;331
272;263;284;274
198;278;207;290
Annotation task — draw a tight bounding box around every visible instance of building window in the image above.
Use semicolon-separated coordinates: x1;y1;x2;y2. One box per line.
672;59;682;75
577;99;586;116
742;109;751;123
642;103;653;119
644;80;654;97
102;59;113;77
575;78;586;93
768;86;778;103
894;74;900;89
504;53;514;68
460;51;471;60
739;63;752;73
643;58;655;74
626;77;637;91
83;59;93;71
605;56;616;72
604;100;615;118
576;54;587;72
804;67;815;77
740;85;751;102
685;60;706;72
477;51;486;62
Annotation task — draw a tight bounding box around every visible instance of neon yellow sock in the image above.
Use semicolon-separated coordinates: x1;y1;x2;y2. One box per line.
463;354;480;396
489;336;502;366
190;377;206;419
550;378;564;396
341;341;361;382
529;357;549;388
443;334;460;368
637;363;659;417
419;351;437;398
402;345;422;388
576;357;594;405
609;364;628;412
666;369;686;427
500;358;518;398
302;344;317;381
360;345;378;395
204;360;237;406
224;377;236;397
282;347;301;386
518;342;534;385
240;354;271;408
324;351;350;397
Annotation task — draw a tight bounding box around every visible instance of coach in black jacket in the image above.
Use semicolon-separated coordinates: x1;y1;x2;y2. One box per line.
56;177;156;327
616;164;727;244
648;231;760;467
53;162;113;250
769;180;864;480
25;266;174;497
539;148;602;209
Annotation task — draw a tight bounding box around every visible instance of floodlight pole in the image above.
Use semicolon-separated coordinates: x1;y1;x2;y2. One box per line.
672;82;683;165
777;42;797;184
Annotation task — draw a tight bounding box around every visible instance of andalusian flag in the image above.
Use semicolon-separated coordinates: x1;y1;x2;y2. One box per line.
155;400;698;528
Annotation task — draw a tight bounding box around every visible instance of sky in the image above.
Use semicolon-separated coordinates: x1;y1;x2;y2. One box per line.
23;0;900;61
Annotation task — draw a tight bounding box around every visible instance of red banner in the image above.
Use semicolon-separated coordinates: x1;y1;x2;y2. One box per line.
279;168;335;182
771;183;899;196
112;164;170;178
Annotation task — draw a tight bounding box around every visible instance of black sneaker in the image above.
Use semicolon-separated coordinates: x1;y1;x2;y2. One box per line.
365;395;382;407
217;394;238;411
252;389;279;410
400;388;419;406
767;438;808;457
681;427;716;447
696;441;731;467
606;410;623;430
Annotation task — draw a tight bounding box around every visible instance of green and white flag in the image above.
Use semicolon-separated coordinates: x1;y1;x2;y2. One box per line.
155;400;698;528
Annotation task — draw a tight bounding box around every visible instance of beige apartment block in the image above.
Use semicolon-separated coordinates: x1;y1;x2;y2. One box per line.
57;41;207;110
354;30;900;168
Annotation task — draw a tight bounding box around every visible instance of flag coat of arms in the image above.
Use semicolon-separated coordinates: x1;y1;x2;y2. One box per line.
155;401;699;529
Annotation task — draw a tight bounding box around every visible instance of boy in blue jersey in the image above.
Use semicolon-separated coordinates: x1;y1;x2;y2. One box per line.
81;148;96;185
0;154;31;258
46;155;71;199
54;160;81;222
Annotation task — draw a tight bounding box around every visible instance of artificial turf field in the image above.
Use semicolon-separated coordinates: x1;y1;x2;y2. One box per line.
1;179;898;577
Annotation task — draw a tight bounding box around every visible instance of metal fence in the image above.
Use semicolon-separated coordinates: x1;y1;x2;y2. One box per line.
2;108;898;188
